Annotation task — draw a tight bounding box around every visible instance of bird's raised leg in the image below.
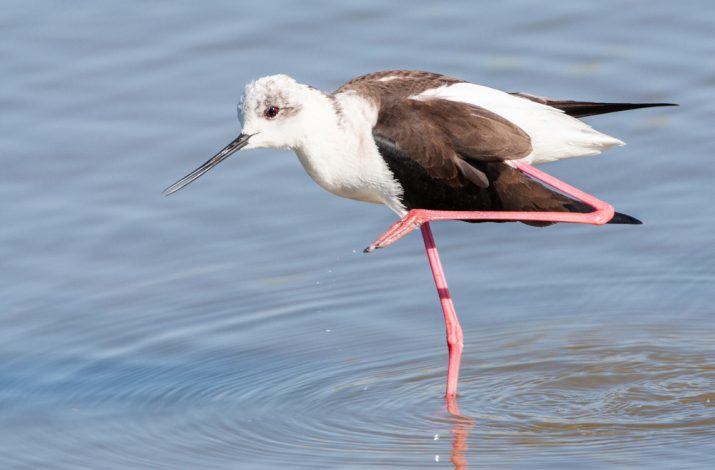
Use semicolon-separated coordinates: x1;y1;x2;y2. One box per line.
364;161;614;252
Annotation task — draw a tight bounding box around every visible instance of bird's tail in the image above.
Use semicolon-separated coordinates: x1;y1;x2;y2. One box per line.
487;163;641;226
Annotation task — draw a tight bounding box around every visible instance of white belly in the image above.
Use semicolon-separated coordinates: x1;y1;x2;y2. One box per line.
294;146;401;207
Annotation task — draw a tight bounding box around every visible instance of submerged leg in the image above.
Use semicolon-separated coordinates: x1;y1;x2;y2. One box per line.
367;162;617;398
420;223;463;398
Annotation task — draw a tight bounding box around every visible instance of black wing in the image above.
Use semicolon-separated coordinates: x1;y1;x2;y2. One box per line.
510;92;677;118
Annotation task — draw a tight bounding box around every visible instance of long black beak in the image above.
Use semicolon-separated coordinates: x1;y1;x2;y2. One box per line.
163;133;252;196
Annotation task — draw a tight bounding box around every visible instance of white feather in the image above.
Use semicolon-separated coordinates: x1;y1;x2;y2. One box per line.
415;82;624;165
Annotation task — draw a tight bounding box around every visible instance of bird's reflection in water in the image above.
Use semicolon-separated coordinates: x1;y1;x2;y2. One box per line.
446;395;474;469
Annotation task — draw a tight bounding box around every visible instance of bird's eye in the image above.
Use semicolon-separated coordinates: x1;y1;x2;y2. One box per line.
264;105;280;119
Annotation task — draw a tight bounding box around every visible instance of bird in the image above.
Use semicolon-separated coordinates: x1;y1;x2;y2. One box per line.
164;70;674;398
164;70;672;225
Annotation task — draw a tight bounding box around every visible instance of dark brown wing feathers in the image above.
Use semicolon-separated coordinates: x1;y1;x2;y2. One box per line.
336;70;463;104
373;98;532;189
414;99;532;162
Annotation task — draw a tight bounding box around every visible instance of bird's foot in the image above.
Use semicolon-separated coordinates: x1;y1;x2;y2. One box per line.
364;209;429;252
365;209;471;252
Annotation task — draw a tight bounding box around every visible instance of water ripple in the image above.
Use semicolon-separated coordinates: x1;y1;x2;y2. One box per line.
13;314;715;468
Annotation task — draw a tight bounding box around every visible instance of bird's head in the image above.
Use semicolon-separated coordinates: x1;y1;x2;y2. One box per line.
164;74;321;196
239;74;316;149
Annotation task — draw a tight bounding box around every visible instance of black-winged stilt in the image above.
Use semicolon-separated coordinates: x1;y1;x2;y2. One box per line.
164;70;674;399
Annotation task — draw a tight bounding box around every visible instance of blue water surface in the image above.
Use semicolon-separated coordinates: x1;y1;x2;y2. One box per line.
1;1;713;468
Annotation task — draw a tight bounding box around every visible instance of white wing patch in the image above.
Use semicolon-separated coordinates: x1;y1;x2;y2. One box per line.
415;83;624;165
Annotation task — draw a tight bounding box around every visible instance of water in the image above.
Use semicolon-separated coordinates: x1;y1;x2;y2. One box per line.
1;1;714;468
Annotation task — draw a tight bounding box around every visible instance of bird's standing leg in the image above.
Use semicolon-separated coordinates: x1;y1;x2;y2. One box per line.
420;223;463;398
364;162;614;252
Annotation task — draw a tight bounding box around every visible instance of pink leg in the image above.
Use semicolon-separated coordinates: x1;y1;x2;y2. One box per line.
365;162;614;251
421;223;463;398
367;163;616;399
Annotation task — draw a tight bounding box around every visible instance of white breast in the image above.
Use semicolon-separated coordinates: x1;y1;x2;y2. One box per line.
293;91;406;214
415;82;624;165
